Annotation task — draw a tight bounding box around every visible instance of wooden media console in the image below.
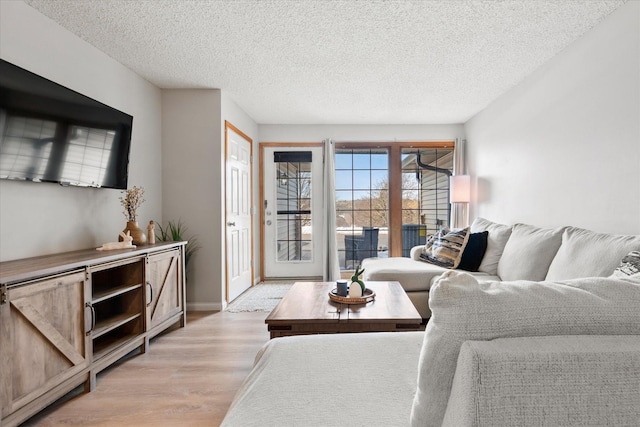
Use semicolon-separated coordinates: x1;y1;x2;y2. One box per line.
0;242;186;427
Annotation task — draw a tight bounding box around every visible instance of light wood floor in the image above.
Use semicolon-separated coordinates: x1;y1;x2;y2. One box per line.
24;311;270;427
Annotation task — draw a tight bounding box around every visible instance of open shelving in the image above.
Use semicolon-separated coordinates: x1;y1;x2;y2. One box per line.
89;257;145;360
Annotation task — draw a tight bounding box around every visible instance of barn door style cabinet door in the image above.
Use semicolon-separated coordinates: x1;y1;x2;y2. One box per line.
145;248;185;340
0;271;91;425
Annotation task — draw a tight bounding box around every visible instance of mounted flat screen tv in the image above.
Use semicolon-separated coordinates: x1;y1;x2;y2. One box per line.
0;59;133;189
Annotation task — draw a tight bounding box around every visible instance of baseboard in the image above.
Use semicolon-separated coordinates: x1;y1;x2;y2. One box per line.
187;302;225;312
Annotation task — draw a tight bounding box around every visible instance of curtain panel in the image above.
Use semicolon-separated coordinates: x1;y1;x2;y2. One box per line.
322;139;340;281
451;138;468;229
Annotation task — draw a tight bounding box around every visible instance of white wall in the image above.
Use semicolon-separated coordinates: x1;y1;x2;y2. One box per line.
465;2;640;234
0;1;163;261
162;90;258;310
161;89;222;310
259;124;465;143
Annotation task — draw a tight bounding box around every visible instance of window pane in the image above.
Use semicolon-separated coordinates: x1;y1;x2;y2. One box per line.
352;152;370;169
335;152;352;169
402;190;419;209
402;209;419;225
402;172;420;190
335;170;352;189
352;170;370;189
371;152;388;169
352;191;371;210
370;170;387;189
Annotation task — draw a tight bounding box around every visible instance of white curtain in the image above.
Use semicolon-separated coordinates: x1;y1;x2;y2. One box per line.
450;138;468;229
322;139;340;281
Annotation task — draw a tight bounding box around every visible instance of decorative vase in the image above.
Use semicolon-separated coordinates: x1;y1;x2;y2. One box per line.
120;221;147;245
348;281;363;297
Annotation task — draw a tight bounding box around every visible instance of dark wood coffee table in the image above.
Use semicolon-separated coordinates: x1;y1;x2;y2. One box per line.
265;281;422;339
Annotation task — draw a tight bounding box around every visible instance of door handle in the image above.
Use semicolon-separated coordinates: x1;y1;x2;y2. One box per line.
227;221;236;227
146;282;153;306
86;302;95;336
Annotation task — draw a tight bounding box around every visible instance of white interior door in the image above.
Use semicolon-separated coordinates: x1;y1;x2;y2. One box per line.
263;146;324;279
226;125;253;302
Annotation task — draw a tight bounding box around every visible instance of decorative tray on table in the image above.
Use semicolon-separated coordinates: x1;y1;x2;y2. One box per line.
328;288;376;304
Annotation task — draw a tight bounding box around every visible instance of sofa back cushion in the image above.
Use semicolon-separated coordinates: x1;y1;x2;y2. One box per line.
409;270;640;427
497;223;565;281
442;335;640;427
545;227;640;280
469;217;512;275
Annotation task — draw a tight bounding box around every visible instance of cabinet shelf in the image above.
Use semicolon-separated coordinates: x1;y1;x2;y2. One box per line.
93;331;142;360
92;312;141;339
92;283;143;304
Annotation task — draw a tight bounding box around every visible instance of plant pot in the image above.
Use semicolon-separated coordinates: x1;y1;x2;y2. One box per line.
120;221;147;245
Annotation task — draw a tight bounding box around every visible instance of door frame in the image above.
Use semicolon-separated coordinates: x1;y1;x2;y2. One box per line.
259;142;324;281
224;121;254;303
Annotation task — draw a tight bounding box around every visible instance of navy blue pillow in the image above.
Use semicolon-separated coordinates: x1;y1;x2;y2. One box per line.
457;231;489;272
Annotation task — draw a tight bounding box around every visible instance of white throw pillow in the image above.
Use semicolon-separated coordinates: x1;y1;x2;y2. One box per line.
545;227;640;280
497;223;565;281
410;270;640;427
469;217;512;276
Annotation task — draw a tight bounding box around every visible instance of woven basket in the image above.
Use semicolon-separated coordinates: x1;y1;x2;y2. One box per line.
328;288;375;305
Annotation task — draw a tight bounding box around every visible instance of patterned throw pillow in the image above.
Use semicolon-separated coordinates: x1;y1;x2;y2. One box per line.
611;251;640;278
420;227;470;269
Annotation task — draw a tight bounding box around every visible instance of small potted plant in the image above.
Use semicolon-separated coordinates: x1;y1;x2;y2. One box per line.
157;219;201;280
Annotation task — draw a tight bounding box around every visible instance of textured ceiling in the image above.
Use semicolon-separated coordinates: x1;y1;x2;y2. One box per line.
23;0;625;124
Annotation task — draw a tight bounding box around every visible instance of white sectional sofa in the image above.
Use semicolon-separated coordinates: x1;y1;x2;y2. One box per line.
362;217;640;319
222;220;640;426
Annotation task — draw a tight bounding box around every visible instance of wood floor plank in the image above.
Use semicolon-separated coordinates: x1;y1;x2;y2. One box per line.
22;311;270;427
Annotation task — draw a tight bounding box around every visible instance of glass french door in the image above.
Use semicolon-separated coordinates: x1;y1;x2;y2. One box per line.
399;146;454;255
335;142;454;272
335;148;389;271
262;146;324;279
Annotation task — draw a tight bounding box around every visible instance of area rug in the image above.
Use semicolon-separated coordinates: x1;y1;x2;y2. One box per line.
226;283;293;312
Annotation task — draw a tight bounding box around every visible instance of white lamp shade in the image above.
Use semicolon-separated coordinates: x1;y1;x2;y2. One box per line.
450;175;471;203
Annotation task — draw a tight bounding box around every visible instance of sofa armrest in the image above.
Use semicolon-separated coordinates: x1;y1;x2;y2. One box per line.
442;335;640;427
410;245;424;260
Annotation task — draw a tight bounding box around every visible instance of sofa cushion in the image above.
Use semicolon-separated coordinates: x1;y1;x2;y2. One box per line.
611;251;640;278
469;217;512;275
457;231;488;272
545;227;640;280
361;256;447;292
221;331;424;426
497;223;565;281
419;227;469;269
442;335;640;427
409;270;640;427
